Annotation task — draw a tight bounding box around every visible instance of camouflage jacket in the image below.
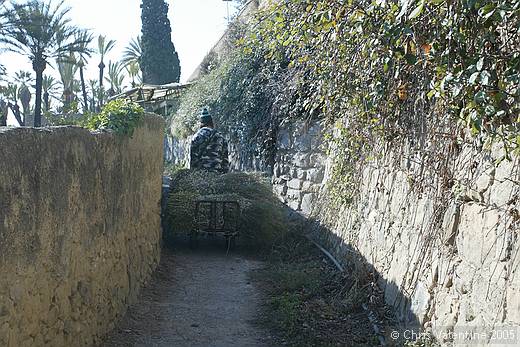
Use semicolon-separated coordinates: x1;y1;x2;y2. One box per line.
190;127;229;173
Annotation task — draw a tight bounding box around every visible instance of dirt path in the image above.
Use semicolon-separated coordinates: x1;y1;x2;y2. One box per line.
102;243;272;347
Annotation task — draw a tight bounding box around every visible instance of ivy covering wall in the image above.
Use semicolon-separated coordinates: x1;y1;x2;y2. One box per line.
170;0;519;185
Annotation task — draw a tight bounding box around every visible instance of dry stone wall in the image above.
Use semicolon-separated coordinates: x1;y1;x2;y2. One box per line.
270;119;520;345
272;121;326;215
0;115;164;347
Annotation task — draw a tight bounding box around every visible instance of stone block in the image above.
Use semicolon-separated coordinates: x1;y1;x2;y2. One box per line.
278;129;291;150
292;153;310;168
302;181;313;192
301;193;315;215
274;184;288;197
297;170;307;180
287;178;303;190
410;281;430;324
307;168;325;183
309;153;326;167
287;199;301;211
456;203;502;267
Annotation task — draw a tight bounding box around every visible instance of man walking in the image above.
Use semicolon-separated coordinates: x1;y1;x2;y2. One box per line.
190;108;229;173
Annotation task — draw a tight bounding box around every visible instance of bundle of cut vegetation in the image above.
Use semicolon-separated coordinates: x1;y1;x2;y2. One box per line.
165;169;291;249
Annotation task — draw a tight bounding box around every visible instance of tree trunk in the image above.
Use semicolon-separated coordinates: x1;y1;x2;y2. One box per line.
79;66;88;113
0;101;7;126
8;103;24;126
98;60;105;111
33;57;46;127
43;92;49;111
90;89;96;112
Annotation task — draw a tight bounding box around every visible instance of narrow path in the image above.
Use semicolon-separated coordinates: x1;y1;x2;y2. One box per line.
102;243;271;347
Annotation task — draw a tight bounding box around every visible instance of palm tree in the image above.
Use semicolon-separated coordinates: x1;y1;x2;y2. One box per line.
0;85;7;126
72;30;93;113
0;98;7;126
105;60;124;96
57;52;79;110
125;61;141;88
97;35;116;109
2;84;24;125
14;70;33;120
0;0;89;127
0;64;5;81
88;79;98;112
42;75;60;111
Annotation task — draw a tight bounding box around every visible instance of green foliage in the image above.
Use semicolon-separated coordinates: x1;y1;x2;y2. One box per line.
171;0;519;206
165;169;291;249
170;22;286;169
86;99;144;136
244;0;520;152
44;109;87;126
0;0;91;127
140;0;180;84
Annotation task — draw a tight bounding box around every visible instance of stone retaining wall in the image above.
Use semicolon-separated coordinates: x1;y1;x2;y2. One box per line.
0;115;164;347
271;120;520;344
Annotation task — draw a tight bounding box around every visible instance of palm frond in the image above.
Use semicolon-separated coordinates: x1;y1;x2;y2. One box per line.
122;36;142;67
98;34;116;57
0;0;87;65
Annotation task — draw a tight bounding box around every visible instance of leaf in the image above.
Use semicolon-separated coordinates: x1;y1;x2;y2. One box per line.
474;91;486;103
469;72;480;84
404;54;417;65
409;1;425;19
478;3;496;20
480;70;491;86
484;105;495;116
396;0;410;21
476;57;484;71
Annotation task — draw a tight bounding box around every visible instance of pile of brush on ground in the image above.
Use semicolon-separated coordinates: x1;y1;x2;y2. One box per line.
165;169;291;249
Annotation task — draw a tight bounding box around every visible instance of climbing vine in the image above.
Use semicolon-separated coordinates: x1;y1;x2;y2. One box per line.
170;0;519;199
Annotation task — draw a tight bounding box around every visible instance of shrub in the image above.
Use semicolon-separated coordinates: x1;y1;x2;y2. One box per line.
165;169;291;249
86;99;144;136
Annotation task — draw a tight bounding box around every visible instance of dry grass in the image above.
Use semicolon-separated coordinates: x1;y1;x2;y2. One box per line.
251;232;382;347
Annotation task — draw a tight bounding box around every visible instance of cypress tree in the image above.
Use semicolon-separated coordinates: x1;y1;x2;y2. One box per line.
141;0;181;84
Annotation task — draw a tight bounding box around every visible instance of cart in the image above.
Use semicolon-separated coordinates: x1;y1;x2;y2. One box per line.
190;200;241;250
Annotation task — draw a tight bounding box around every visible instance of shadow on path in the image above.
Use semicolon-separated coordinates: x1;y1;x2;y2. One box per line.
102;241;272;347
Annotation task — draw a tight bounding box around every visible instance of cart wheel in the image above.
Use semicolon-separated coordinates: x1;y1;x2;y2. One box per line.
189;231;199;249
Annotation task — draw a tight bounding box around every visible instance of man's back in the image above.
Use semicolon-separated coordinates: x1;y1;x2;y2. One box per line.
190;127;229;173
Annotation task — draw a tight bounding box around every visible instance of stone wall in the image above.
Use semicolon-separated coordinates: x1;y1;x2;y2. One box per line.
270;119;520;344
0;115;164;347
272;121;326;214
164;134;189;166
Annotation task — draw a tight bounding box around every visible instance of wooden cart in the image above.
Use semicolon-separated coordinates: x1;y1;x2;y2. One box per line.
191;200;240;250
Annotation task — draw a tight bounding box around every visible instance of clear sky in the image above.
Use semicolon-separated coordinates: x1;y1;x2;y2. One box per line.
0;0;238;85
